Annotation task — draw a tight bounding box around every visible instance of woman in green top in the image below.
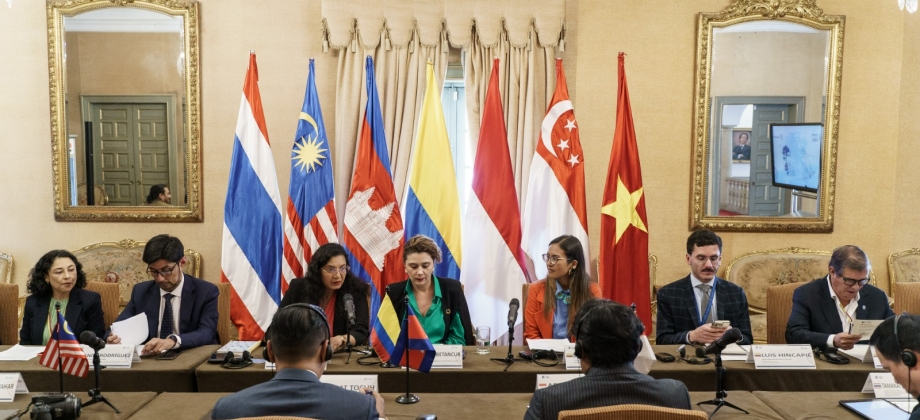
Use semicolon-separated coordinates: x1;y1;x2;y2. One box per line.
19;250;105;345
386;235;475;345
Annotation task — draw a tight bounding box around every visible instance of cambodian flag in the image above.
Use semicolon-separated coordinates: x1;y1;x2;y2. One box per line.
343;56;405;328
221;53;283;341
390;304;436;373
282;59;338;293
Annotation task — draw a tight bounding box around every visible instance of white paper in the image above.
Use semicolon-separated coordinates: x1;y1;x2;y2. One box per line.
110;313;149;347
850;319;883;337
0;345;44;361
722;343;749;355
751;344;816;369
535;373;582;390
526;339;570;352
633;336;655;374
563;343;580;370
0;373;28;402
841;344;873;362
430;345;463;369
320;374;378;392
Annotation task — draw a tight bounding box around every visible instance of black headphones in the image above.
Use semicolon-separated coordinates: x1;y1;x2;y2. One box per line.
895;314;917;368
267;303;333;363
221;350;252;369
677;345;711;365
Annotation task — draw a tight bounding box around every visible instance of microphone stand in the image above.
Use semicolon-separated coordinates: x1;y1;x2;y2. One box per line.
395;296;419;404
81;350;120;413
490;321;524;372
696;352;748;417
54;304;64;394
344;319;354;364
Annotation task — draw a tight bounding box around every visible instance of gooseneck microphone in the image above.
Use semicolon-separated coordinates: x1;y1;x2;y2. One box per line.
80;331;106;351
699;328;743;356
507;298;520;328
343;293;356;326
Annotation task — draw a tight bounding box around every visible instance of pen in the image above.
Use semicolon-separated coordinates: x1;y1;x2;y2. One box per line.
848;322;853;335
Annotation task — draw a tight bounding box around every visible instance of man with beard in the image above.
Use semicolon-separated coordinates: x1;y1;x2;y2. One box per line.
656;230;753;345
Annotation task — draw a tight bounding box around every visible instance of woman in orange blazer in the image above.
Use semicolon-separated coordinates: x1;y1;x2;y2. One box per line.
524;235;600;340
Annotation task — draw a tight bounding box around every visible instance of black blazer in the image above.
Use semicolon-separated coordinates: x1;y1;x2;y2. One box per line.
278;278;370;346
20;288;105;345
655;276;753;345
786;277;894;349
386;277;475;345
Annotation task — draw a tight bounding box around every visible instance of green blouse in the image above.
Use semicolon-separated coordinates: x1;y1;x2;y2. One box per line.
42;298;69;345
405;276;466;345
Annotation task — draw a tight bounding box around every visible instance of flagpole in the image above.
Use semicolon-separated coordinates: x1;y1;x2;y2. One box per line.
395;295;419;404
55;303;64;393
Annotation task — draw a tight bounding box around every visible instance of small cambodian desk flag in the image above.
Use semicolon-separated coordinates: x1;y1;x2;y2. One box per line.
390;304;436;373
39;309;89;378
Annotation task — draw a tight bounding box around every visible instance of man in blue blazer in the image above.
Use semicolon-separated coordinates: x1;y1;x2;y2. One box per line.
786;245;894;350
106;234;218;355
211;303;384;419
656;230;753;345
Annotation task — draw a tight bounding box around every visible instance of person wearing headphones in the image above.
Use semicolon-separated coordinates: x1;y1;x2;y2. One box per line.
523;299;690;420
211;303;386;420
869;314;920;420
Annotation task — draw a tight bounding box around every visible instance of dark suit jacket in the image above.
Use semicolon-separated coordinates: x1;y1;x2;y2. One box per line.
523;363;691;420
785;277;894;349
278;278;370;345
386;277;475;345
211;368;378;419
655;276;753;345
108;274;218;349
733;144;751;160
20;288;105;345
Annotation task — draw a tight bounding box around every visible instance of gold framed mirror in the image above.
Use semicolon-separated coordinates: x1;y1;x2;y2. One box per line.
47;0;201;221
690;0;843;232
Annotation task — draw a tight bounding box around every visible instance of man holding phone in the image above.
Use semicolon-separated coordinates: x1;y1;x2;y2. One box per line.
656;230;753;345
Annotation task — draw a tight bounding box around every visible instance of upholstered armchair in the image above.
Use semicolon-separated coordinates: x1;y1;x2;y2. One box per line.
0;283;19;345
889;249;920;313
557;404;708;420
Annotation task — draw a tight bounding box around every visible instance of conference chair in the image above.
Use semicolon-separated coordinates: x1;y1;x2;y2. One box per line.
83;281;120;331
766;282;807;344
893;282;920;315
236;416;318;420
557;404;708;420
0;283;19;344
217;282;234;344
889;248;920;311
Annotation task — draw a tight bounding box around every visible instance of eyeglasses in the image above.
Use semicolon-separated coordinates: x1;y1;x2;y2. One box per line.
838;275;869;287
321;266;349;275
542;254;571;265
146;263;177;278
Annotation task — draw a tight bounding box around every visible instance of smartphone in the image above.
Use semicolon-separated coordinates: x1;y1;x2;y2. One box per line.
519;350;534;360
711;320;731;328
157;350;180;360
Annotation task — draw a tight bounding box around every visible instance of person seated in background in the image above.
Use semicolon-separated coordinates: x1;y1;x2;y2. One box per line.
786;245;894;350
20;250;105;345
524;235;600;340
278;243;369;351
106;234;218;354
386;235;474;345
869;314;920;420
656;230;753;345
211;303;384;419
524;299;691;420
145;184;171;206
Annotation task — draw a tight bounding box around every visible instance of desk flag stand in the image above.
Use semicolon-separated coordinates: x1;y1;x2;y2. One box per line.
396;295;419;404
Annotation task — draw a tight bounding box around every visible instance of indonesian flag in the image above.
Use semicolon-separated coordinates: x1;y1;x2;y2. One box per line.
39;310;89;378
599;53;651;331
522;59;590;279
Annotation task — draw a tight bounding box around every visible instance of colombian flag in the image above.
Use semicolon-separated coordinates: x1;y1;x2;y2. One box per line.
370;291;400;362
390;304;436;373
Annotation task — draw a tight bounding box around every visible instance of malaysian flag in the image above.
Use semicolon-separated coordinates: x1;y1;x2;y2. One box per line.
39;310;89;378
282;59;338;293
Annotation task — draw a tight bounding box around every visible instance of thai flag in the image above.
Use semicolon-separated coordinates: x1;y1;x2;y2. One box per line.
39;310;88;378
402;62;462;280
522;59;591;279
282;59;338;292
461;58;529;343
343;56;404;328
390;304;436;373
221;53;283;341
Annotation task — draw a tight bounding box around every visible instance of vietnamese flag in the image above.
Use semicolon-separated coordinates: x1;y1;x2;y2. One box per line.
599;53;651;332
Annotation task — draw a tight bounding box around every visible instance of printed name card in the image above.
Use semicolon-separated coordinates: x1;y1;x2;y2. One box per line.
430;345;463;369
0;373;29;402
320;374;379;392
82;344;135;368
535;373;583;390
862;372;910;398
840;344;884;368
751;345;816;369
563;343;580;370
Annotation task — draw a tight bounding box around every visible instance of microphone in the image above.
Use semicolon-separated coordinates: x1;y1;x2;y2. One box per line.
343;293;356;326
507;298;520;328
699;328;743;356
80;331;106;351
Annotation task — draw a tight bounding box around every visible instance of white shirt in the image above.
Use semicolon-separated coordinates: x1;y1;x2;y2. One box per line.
825;275;860;349
687;274;718;344
157;273;184;348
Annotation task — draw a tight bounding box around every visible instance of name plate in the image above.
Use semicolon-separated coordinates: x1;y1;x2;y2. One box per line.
0;373;29;402
535;373;582;390
862;372;910;398
563;343;580;370
431;345;463;369
751;345;815;369
320;374;379;392
840;344;883;368
82;344;134;368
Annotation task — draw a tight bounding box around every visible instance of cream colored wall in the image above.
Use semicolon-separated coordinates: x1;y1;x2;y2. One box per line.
0;0;913;297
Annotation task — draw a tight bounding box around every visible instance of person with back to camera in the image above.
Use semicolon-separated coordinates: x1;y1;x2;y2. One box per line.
385;235;474;345
20;250;105;345
278;243;369;351
524;235;600;340
524;298;691;420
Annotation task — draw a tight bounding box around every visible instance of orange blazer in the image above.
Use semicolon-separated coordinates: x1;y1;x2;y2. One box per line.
524;280;601;340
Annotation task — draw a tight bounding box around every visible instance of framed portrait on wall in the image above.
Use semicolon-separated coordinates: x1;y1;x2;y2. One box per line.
731;129;752;162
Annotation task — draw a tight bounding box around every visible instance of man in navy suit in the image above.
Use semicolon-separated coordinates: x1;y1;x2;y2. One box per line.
106;234;218;355
211;303;384;419
786;245;894;350
524;299;690;420
656;230;753;345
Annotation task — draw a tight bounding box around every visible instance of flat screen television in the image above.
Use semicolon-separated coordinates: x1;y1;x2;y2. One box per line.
769;123;822;193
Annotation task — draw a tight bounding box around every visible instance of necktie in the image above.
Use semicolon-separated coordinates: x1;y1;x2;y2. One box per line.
160;293;175;339
697;284;714;324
